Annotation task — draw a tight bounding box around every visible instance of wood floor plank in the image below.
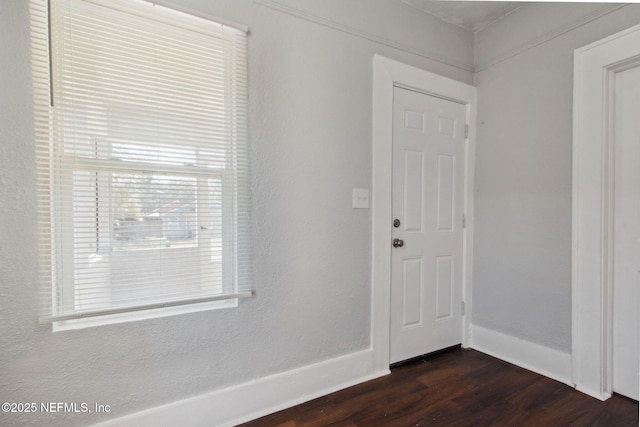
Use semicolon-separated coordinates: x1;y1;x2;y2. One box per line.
239;349;638;427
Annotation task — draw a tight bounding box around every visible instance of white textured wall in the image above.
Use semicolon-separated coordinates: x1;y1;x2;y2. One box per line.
472;3;640;353
0;1;472;425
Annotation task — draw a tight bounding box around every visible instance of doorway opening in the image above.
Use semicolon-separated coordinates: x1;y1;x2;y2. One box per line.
572;23;640;401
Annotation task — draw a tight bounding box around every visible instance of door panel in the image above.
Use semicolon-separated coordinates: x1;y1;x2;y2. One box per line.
437;155;456;231
402;258;423;327
403;150;424;232
390;86;466;364
435;255;454;320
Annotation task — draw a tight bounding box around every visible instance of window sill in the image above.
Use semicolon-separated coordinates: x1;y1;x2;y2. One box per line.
52;299;238;332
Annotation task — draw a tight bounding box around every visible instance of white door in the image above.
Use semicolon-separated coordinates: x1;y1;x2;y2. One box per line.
389;86;466;364
612;65;640;400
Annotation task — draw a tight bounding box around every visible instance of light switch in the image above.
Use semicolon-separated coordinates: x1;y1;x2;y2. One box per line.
352;188;369;209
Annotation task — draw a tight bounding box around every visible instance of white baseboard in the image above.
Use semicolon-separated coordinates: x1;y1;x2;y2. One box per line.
94;348;388;427
574;385;611;401
470;324;573;387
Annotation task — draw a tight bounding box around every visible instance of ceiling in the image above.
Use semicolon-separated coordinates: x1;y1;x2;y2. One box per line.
400;0;524;32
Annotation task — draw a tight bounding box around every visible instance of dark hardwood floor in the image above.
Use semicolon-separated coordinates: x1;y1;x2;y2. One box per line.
239;348;638;427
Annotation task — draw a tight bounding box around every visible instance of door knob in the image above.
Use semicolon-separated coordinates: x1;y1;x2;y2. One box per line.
393;238;404;248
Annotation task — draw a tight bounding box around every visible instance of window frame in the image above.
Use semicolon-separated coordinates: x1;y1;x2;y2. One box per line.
33;0;252;328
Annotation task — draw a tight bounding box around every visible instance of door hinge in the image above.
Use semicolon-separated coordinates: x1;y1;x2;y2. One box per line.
464;124;469;139
461;301;466;316
462;214;466;229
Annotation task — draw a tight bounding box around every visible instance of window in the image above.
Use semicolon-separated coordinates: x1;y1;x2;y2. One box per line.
32;0;252;325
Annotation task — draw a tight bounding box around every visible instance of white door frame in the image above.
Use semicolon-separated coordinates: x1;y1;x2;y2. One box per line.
371;55;477;371
572;23;640;401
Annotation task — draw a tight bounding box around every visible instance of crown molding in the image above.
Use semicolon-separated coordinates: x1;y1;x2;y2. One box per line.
254;0;474;73
253;1;630;75
475;4;630;73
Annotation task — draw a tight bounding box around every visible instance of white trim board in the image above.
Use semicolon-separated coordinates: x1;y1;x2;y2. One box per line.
572;22;640;401
470;325;573;387
93;349;387;427
371;55;477;372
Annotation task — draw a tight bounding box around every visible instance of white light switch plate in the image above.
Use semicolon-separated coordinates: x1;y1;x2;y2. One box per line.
352;188;369;209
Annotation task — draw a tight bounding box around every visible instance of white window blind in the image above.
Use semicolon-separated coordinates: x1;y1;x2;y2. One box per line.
32;0;252;323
